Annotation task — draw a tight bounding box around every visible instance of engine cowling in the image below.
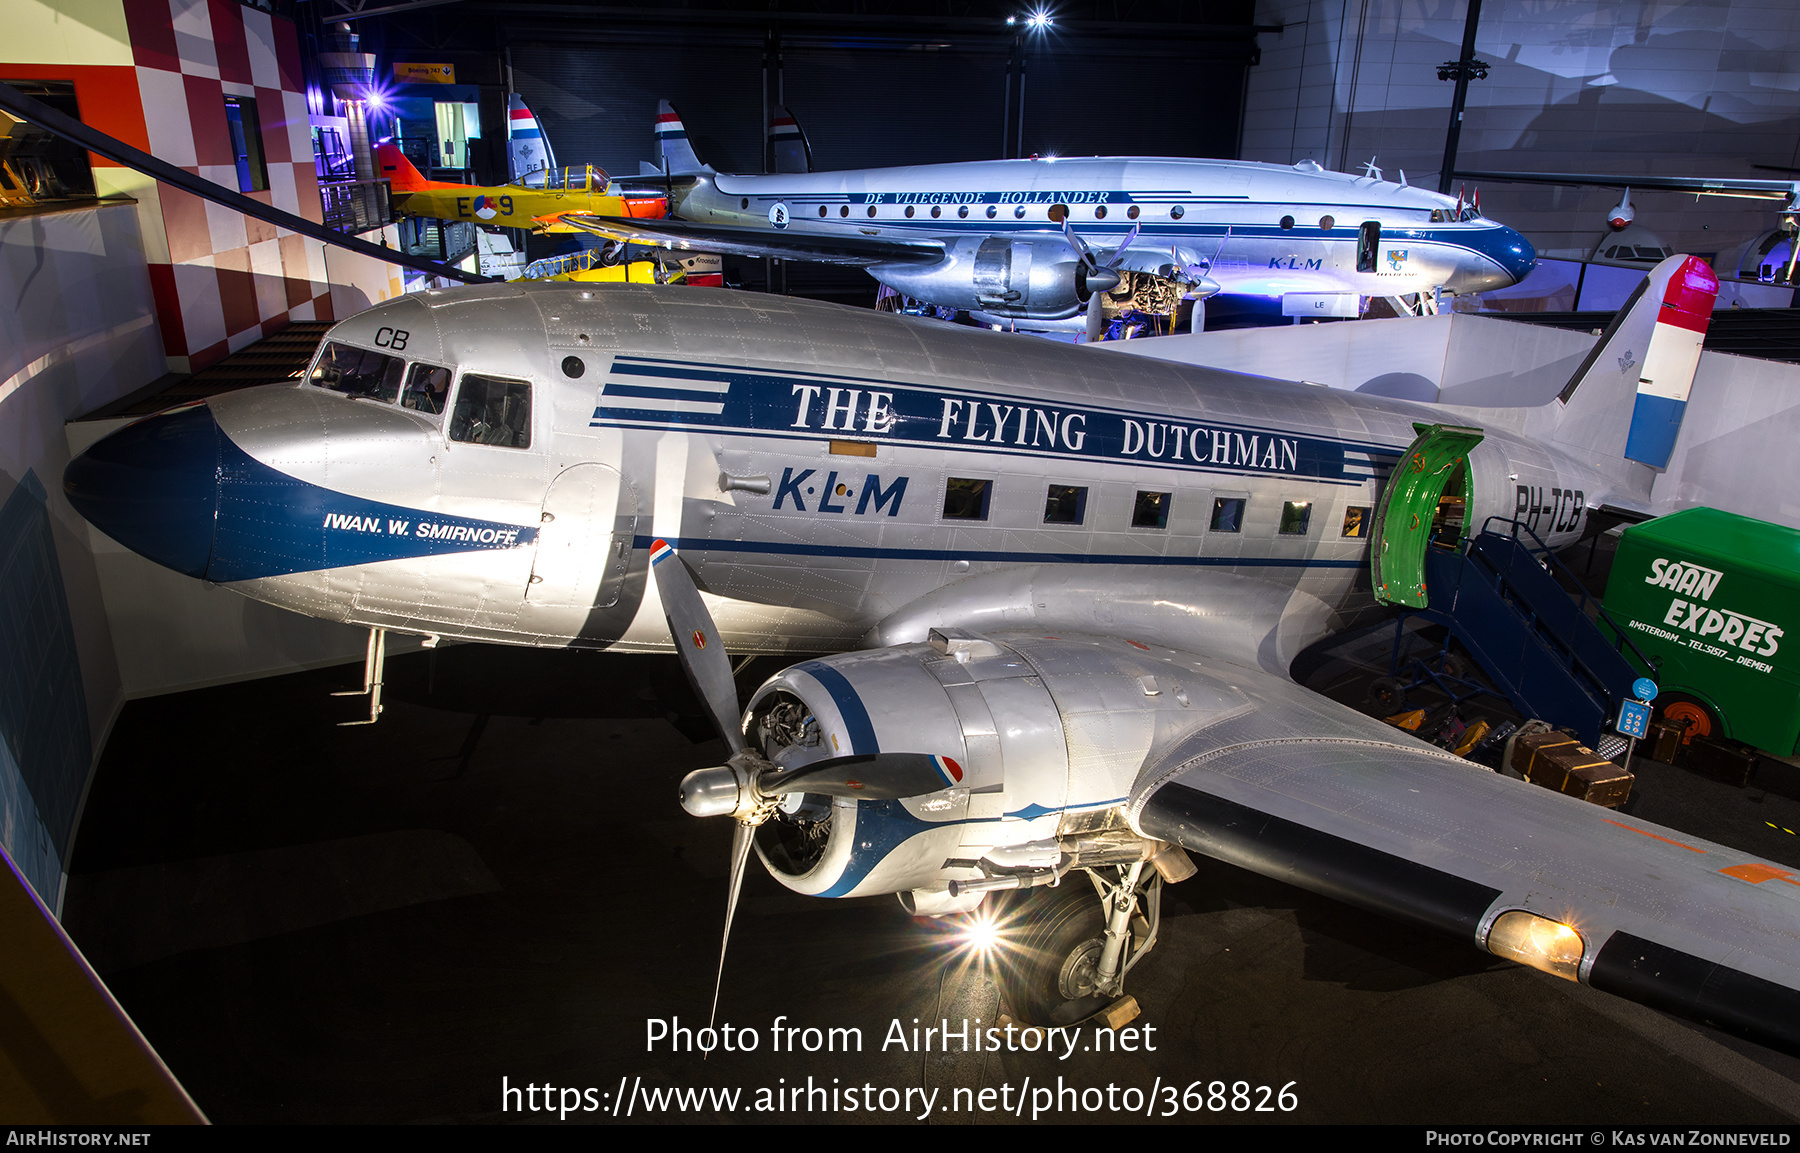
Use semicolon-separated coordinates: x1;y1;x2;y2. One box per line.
742;629;1223;907
869;236;1100;320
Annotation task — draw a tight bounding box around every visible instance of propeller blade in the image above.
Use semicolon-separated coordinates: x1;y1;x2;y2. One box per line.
760;752;963;800
1085;296;1107;343
1207;226;1231;269
649;540;745;754
1104;224;1141;269
708;820;755;1031
1062;217;1096;268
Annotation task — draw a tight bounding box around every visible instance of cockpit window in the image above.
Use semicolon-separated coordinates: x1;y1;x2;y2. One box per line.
310;342;405;403
402;364;452;415
449;374;532;449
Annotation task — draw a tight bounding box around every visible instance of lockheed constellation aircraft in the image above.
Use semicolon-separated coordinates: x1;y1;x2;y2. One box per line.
564;103;1537;338
63;258;1800;1043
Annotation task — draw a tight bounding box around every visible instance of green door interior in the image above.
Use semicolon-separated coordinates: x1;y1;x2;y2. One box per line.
1371;422;1485;608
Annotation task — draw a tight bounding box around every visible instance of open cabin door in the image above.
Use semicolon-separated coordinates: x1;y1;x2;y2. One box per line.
1371;422;1484;608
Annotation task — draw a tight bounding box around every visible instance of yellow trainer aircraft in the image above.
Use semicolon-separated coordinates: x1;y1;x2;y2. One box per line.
374;144;666;232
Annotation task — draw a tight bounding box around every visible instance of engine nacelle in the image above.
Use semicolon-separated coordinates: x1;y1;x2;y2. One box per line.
1608;192;1635;231
869;237;1101;320
743;629;1217;904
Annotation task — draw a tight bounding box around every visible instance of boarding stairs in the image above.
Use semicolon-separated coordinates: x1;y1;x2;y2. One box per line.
1407;519;1656;747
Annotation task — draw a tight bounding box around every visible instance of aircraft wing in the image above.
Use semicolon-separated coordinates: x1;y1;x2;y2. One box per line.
1123;656;1800;1054
558;215;946;267
1454;170;1800;202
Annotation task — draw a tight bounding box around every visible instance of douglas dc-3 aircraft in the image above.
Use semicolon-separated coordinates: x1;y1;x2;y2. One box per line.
565;103;1537;337
62;258;1800;1045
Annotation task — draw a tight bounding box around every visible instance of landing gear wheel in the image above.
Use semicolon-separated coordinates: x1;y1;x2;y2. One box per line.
1658;693;1719;744
1368;677;1407;711
1436;652;1467;681
1008;883;1116;1027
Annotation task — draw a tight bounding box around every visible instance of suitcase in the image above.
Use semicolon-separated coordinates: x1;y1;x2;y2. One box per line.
1683;737;1759;787
1646;716;1690;765
1516;735;1635;807
1510;730;1581;778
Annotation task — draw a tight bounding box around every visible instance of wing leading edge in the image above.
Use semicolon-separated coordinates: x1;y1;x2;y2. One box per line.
1125;664;1800;1056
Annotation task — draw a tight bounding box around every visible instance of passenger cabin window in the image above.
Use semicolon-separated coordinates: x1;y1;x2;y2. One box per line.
1132;491;1171;529
449;374;532;449
943;478;991;520
402;364;452;415
1210;497;1246;533
1044;485;1087;525
1341;505;1371;538
1279;500;1312;535
311;342;404;403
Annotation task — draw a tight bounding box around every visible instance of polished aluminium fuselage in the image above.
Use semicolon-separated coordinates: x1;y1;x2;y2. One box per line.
207;283;1603;669
675;157;1535;300
69;284;1800;1048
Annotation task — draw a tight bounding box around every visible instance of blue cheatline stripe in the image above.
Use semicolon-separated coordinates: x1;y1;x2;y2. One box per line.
792;660;878;755
1624;393;1687;469
600;383;728;403
611;362;742;384
639;534;1366;569
599;355;1410;458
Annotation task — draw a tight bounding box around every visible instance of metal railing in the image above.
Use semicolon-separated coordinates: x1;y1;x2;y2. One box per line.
398;216;476;264
319;178;391;234
1477;515;1660;678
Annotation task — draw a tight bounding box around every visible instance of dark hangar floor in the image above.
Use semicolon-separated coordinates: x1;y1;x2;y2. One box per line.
60;638;1800;1126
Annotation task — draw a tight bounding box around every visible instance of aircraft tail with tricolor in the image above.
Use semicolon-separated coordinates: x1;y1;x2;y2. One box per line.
507;93;556;183
768;106;811;174
1548;253;1719;471
654;100;712;176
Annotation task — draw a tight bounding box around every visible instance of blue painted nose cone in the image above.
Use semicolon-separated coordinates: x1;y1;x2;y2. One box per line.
1505;227;1538;282
64;403;221;578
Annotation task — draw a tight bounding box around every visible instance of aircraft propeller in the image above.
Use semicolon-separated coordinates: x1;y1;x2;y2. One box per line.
1066;220;1139;342
648;540;963;1025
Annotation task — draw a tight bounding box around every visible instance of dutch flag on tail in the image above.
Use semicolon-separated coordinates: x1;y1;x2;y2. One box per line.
768;106;811;174
1624;256;1719;469
506;93;556;181
654;100;709;175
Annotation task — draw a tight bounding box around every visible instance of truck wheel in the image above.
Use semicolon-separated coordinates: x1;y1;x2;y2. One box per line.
1659;694;1719;743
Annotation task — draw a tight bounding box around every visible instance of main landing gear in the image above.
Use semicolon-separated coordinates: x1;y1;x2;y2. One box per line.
1001;850;1186;1027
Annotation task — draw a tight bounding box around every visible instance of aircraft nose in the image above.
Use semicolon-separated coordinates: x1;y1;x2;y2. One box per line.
1502;227;1537;282
64;402;221;578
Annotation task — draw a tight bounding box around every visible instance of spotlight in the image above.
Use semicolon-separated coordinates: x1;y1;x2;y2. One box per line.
960;912;1002;954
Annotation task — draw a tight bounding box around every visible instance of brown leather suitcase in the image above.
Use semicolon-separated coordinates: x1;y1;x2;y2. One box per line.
1517;736;1635;807
1646;717;1690;765
1683;737;1759;788
1511;730;1581;778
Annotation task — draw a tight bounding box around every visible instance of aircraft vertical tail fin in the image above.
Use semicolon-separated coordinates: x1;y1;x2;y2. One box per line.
1550;254;1718;468
506;93;555;181
374;143;429;193
655;100;710;175
768;106;811;173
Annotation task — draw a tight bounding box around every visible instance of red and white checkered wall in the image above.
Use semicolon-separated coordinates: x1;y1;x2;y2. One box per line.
120;0;333;372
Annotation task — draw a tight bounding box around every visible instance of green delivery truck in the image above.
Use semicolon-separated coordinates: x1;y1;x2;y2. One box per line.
1602;507;1800;755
